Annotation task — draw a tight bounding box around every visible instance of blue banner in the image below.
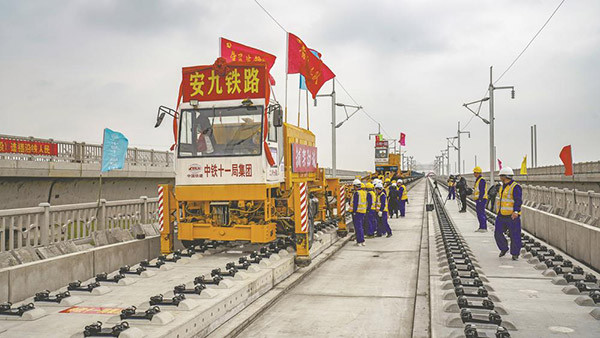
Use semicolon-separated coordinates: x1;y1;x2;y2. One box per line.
299;49;321;90
101;128;129;173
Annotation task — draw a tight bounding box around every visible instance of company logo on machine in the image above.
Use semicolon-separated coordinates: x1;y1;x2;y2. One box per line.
291;143;317;173
188;163;204;178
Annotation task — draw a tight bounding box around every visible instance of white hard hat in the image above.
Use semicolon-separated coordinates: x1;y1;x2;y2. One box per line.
353;179;361;186
391;183;397;187
375;183;384;189
499;167;514;176
398;179;403;183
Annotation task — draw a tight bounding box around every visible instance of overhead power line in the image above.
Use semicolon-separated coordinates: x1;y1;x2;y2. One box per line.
253;0;393;139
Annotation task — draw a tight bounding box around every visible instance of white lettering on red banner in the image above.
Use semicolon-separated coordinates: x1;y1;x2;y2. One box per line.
291;143;317;173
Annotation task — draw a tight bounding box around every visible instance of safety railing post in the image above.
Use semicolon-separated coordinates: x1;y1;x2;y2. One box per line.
588;190;594;218
141;196;148;224
98;199;107;231
39;202;50;246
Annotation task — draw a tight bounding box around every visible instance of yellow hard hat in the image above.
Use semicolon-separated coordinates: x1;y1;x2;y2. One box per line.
360;183;366;189
473;166;482;173
378;175;384;180
392;180;397;183
366;183;374;189
385;178;391;183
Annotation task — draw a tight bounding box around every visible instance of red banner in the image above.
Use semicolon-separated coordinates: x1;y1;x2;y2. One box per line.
0;138;58;156
287;33;335;99
181;60;268;103
559;145;573;176
220;38;276;85
375;140;388;148
292;143;318;173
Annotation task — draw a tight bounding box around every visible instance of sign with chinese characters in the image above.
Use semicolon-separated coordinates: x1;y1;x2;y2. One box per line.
375;140;388;148
0;138;58;156
182;62;267;103
291;143;318;173
59;306;123;315
187;163;254;179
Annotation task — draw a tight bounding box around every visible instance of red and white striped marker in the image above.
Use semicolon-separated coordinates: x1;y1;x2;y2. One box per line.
299;182;308;232
157;186;164;232
339;185;346;215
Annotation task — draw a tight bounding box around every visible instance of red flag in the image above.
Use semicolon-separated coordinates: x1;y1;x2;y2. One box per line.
220;38;277;85
497;159;503;170
559;145;573;176
400;133;406;146
287;33;335;99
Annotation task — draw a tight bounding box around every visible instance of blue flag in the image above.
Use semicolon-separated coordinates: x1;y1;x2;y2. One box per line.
101;128;129;173
299;49;321;90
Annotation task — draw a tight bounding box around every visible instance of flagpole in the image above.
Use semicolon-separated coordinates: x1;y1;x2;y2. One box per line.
284;32;289;123
297;80;301;127
306;89;309;130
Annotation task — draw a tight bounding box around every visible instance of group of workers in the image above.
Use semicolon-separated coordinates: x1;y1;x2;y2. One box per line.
349;177;409;246
446;166;523;260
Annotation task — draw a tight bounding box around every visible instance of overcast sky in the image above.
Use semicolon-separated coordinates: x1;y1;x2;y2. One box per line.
1;0;598;172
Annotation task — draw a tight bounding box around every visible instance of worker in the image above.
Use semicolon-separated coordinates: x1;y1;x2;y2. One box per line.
351;179;367;246
375;183;392;237
472;167;488;232
365;182;377;238
388;181;400;218
455;174;468;212
447;175;456;200
494;167;523;260
398;179;408;217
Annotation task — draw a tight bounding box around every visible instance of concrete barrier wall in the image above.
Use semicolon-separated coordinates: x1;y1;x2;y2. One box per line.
0;236;160;303
521;206;600;272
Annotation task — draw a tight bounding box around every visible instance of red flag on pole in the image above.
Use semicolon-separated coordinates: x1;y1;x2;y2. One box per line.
287;32;335;99
400;133;406;146
559;145;573;176
220;38;277;85
497;159;503;170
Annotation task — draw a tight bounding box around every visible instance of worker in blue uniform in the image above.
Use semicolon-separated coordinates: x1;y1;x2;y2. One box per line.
365;182;377;238
494;167;523;260
447;175;456;200
375;183;393;237
351;179;367;246
388;182;400;218
472;167;488;232
398;179;408;217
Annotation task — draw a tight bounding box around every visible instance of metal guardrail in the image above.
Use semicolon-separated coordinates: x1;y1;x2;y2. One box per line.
435;176;600;227
0;134;174;167
0;196;159;253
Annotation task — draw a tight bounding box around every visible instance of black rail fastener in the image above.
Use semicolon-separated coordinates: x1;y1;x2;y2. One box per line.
455;286;489;298
584;273;598;283
83;321;130;337
226;261;251;270
247;253;262;264
589;291;600;303
457;296;495;310
451;269;479;279
452;277;483;288
180;248;196;257
0;302;35;317
119;265;146;275
150;294;186;306
449;262;475;272
173;284;205;295
158;252;180;263
194;275;223;286
95;272;126;283
68;280;101;292
464;324;479;338
119;306;160;321
553;265;582;276
460;308;502;325
34;290;71;303
496;326;511;338
258;247;272;259
574;281;600;293
139;259;165;269
211;268;237;278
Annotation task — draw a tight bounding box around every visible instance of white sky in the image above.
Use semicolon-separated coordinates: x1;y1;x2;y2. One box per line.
1;0;598;172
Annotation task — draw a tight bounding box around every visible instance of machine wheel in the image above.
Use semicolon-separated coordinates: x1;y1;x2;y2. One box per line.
181;239;205;249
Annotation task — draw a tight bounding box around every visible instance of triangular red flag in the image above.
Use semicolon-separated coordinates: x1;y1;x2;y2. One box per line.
287;33;335;99
559;145;573;176
220;38;277;85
